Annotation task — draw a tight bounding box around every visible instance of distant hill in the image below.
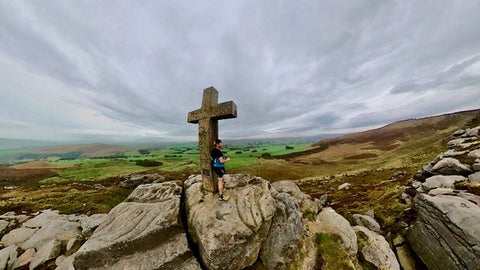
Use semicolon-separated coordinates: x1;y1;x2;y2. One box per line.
35;143;133;158
312;109;480;151
0;138;61;150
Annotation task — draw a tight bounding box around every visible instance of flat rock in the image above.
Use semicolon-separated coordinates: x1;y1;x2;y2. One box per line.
437;149;467;159
447;137;477;148
312;207;357;255
431;158;472;175
74;181;200;270
23;210;60;228
421;175;466;191
56;255;75;270
464;126;480;137
353;214;380;232
30;239;62;269
354;226;400;270
428;187;456;196
21;219;80;250
407;194;480;269
185;174;276;270
468;172;480;184
1;227;37;247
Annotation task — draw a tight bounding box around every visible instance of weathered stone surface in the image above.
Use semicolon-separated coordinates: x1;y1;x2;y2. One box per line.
21;219;80;250
313;207;357;255
260;191;303;269
118;173;166;188
468;149;480;159
428;187;456;196
437;149;467;159
447;137;477;148
271;180;319;214
0;220;9;236
452;129;465;137
13;248;35;269
73;181;200;270
66;234;84;256
77;214;106;238
55;255;74;270
1;227;37;247
468;171;480;184
23;209;60;228
464;126;480;137
431;158;472;175
186;174;275;270
354;226;400;270
421;175;466;191
30;239;62;269
0;245;17;270
457;191;480;206
352;214;381;232
474;161;480;172
407;194;480;269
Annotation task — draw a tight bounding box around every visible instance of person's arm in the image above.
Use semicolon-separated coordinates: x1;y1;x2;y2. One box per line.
219;156;230;163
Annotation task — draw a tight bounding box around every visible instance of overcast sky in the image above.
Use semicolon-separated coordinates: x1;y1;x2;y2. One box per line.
1;1;479;143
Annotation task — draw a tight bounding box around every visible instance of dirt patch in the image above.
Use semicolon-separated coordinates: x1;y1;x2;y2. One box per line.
344;153;378;160
0;166;57;188
11;161;75;169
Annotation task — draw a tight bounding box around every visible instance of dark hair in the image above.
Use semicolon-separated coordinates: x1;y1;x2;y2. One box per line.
215;139;222;145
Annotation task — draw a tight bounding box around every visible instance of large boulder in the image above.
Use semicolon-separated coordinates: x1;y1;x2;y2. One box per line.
311;207;358;255
73;181;200;269
271;180;320;214
431;158;472;176
185;174;276;270
0;245;16;269
354;226;400;270
1;227;37;247
407;194;480;269
469;172;480;185
260;190;303;269
421;175;467;191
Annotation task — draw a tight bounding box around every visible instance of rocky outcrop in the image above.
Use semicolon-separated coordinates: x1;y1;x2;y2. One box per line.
407;194;480;269
73;181;200;269
118;173;166;188
185;174;276;270
407;124;480;269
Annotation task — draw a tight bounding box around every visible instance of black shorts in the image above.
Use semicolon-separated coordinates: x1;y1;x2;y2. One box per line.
213;167;226;178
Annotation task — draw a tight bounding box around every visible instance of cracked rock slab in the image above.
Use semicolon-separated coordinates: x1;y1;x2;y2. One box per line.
407;194;480;269
73;181;200;270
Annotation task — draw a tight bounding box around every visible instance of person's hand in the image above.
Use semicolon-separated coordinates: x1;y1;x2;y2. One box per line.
226;157;231;162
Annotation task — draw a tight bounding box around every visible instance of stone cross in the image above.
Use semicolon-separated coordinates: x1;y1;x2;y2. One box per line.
187;87;237;193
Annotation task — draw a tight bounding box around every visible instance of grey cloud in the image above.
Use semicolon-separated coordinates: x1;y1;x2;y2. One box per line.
0;1;480;142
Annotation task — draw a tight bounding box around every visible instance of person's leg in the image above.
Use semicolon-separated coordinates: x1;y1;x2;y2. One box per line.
218;177;224;196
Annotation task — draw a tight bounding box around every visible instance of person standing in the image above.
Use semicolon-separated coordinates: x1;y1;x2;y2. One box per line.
211;139;231;201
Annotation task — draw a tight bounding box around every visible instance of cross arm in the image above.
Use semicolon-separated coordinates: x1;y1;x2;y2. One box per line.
187;101;237;123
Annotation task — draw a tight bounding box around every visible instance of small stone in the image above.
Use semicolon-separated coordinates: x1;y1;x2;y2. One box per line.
364;209;375;219
338;182;351;191
353;214;380;232
393;234;405;247
319;194;328;206
92;184;105;190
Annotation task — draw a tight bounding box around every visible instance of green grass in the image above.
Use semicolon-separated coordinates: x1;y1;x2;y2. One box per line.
315;233;361;269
